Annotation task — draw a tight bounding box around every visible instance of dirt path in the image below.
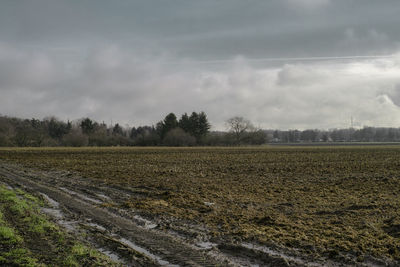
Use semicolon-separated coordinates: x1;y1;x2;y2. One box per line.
0;160;348;266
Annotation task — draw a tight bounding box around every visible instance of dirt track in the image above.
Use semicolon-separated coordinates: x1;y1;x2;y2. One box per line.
0;161;234;266
0;160;353;266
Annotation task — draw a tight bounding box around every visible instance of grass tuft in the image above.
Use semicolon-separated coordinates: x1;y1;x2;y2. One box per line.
0;226;22;245
0;185;118;266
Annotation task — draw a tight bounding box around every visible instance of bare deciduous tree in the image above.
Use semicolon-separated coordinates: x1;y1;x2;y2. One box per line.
226;116;254;144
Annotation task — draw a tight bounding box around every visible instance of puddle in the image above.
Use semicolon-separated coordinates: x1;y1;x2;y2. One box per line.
87;222;106;232
40;193;59;208
58;220;79;232
98;248;123;263
196;241;217;250
133;215;158;229
241;243;323;267
119;238;178;266
40;193;63;219
60;187;103;204
41;207;63;219
40;206;78;232
40;192;79;232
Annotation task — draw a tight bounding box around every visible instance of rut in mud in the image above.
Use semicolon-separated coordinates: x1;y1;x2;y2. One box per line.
0;162;225;266
0;160;383;267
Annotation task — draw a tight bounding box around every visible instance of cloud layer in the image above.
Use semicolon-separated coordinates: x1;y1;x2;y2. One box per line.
1;1;400;129
1;42;400;130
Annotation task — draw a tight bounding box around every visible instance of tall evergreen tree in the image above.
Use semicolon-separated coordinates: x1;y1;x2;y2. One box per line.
159;113;178;139
189;112;199;137
178;113;191;133
178;111;211;143
197;112;211;138
47;118;70;139
187;111;211;142
112;123;124;136
80;118;95;135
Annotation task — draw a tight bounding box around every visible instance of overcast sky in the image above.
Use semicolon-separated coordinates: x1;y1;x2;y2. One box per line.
1;0;400;130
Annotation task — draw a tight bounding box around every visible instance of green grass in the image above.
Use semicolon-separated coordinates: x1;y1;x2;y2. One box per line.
24;214;56;234
0;248;42;267
0;187;41;266
15;188;44;205
0;225;22;244
0;185;118;266
64;244;115;266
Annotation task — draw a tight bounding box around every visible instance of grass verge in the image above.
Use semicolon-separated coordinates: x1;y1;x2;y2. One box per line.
0;184;118;266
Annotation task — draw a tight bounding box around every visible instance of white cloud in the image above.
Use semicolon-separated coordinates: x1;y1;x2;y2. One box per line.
1;43;400;130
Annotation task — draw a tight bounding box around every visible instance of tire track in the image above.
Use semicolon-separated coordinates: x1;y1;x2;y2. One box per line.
0;162;224;267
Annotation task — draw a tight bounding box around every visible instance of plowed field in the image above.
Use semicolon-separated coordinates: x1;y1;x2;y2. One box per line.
1;146;399;266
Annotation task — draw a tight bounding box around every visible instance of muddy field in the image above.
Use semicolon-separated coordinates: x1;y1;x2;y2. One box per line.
0;146;400;266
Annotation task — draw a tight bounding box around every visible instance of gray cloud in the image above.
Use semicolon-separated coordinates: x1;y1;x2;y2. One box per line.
1;1;400;129
284;0;331;10
1;42;400;130
1;1;399;58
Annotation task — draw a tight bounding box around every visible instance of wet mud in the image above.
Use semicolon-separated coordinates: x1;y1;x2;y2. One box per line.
0;160;396;266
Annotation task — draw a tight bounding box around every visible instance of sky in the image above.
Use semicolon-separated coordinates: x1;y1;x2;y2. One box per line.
1;0;400;130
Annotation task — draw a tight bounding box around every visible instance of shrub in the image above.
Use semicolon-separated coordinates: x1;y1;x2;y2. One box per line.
163;128;196;146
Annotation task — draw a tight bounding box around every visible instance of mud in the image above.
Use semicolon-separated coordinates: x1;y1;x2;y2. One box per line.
0;160;392;266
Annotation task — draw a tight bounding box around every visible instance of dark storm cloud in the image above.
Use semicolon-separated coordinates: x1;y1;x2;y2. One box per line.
0;0;400;129
1;0;399;58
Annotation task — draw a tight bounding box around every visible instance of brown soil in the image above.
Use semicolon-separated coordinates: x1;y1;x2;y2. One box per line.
0;158;396;266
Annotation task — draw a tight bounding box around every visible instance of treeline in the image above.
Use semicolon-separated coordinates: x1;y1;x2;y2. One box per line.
1;114;400;147
270;127;400;143
0;112;213;147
